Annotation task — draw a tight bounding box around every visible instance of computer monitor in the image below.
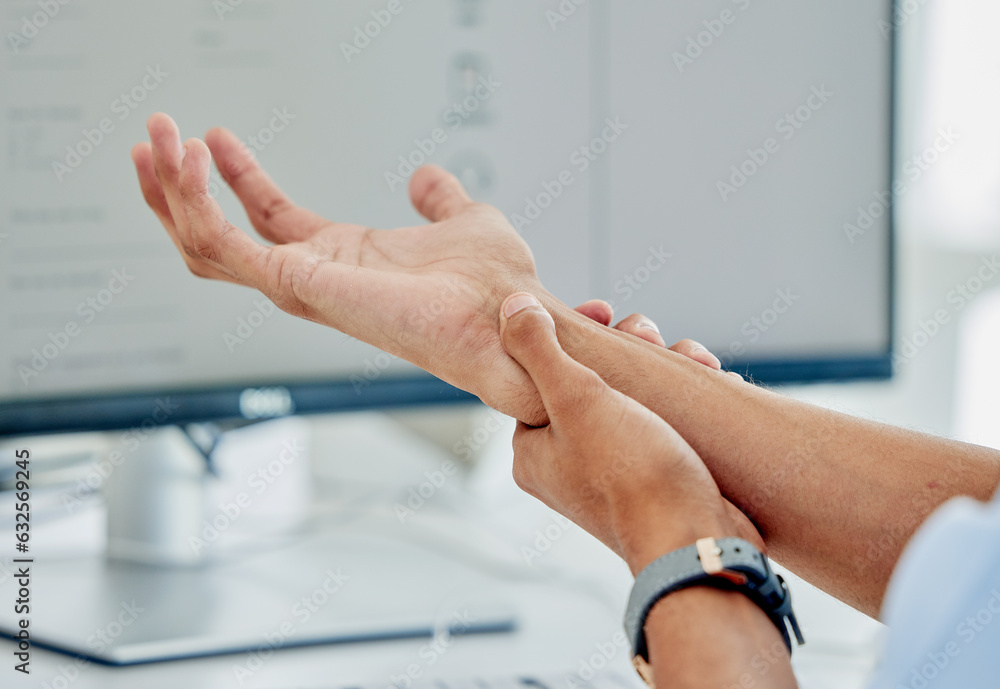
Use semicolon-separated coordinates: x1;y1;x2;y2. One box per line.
0;0;895;437
0;0;896;667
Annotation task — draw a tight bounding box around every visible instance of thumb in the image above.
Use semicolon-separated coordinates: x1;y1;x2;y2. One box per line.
409;165;474;222
500;293;591;418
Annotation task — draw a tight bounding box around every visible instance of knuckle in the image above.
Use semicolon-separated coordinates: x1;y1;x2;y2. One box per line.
220;152;253;181
178;179;207;205
258;194;291;223
157;158;181;177
268;252;312;319
184;232;218;262
190;240;217;262
288;257;321;306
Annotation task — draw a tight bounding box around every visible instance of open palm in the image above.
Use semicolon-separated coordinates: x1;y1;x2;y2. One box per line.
133;114;548;422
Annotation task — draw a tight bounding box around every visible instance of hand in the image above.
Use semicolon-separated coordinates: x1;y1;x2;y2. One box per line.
132;114;554;423
500;293;761;573
574;299;745;380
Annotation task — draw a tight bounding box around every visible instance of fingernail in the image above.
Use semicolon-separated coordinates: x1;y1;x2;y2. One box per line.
639;320;660;333
181;144;188;161
504;293;541;318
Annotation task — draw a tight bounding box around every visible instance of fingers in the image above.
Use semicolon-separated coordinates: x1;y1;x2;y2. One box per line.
177;137;272;288
132;142;173;225
148;113;192;248
500;292;604;422
613;313;666;348
574;299;614;326
132;142;238;283
204;127;325;244
409;165;474;222
571;294;732;376
668;338;722;370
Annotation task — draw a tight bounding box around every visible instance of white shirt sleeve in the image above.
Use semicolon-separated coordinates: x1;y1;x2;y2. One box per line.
867;491;1000;688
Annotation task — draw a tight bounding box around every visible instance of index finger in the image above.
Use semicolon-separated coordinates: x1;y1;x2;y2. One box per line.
177;137;273;287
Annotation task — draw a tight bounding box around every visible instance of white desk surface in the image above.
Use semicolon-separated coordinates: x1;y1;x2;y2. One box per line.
1;411;885;689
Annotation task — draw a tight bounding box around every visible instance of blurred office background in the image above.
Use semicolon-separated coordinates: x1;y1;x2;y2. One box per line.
1;1;999;688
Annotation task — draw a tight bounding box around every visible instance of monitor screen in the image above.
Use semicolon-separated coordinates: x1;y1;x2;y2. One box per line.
0;0;894;435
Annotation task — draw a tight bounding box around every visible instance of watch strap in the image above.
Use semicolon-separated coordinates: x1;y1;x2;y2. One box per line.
624;538;804;663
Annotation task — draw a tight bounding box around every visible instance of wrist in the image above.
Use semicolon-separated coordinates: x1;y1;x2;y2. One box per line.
613;498;738;576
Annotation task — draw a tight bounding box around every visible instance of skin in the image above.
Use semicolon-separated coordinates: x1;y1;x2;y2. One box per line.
498;293;797;688
132;113;1000;621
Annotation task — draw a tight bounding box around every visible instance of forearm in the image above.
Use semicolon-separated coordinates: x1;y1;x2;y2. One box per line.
645;588;796;689
541;294;1000;616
